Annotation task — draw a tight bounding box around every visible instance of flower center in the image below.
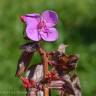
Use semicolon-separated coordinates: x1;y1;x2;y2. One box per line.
38;20;46;32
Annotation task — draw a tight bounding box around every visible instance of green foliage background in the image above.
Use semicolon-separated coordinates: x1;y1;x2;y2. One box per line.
0;0;96;96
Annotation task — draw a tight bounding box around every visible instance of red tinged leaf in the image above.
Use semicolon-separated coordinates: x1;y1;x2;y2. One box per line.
15;42;40;77
20;76;35;89
16;51;33;76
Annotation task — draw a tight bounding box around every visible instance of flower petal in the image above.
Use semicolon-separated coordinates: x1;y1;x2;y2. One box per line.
26;26;41;41
20;13;40;29
40;28;58;41
41;10;58;27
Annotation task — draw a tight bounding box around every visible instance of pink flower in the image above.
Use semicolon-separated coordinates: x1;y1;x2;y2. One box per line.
20;10;59;41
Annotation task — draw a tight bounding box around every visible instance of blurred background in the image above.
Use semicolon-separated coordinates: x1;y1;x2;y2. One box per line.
0;0;96;96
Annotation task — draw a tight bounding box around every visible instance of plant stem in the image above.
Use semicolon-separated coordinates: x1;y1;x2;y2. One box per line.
38;47;49;96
